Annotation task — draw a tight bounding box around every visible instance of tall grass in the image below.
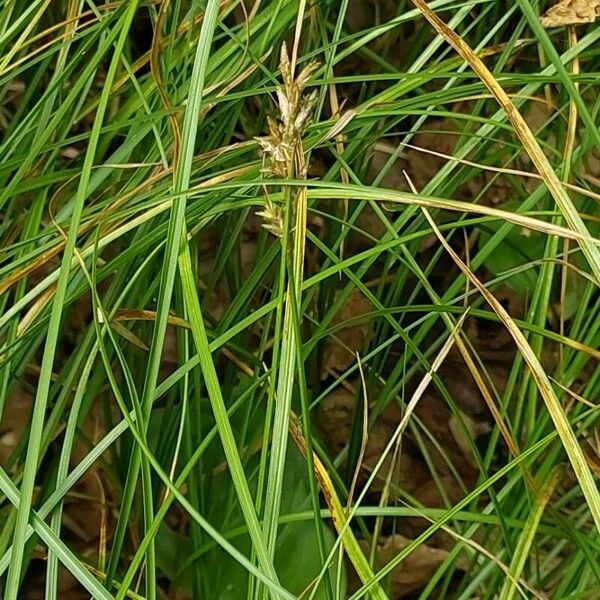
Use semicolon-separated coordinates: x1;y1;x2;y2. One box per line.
0;1;598;598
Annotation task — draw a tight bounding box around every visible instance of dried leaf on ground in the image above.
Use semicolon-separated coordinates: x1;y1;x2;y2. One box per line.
0;384;33;466
66;402;117;556
541;0;600;27
449;413;489;467
359;534;467;598
413;392;480;482
361;402;429;494
317;363;496;499
321;290;372;379
317;388;429;494
341;0;407;72
463;284;524;364
411;475;466;514
436;361;499;417
316;386;356;455
345;0;397;33
21;564;89;600
367;118;460;196
62;469;110;545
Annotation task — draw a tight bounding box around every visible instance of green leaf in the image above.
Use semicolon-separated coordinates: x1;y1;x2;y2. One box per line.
478;203;546;296
156;444;344;599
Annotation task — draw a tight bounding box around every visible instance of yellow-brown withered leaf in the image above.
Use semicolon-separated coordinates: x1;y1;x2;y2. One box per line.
541;0;600;27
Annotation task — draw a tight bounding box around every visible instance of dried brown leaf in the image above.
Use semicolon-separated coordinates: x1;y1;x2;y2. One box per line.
317;387;428;493
360;534;467;598
0;384;33;466
316;387;355;455
541;0;600;27
321;290;372;379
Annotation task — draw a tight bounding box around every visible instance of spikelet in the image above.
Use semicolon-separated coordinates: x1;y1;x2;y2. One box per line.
256;198;284;238
256;43;319;237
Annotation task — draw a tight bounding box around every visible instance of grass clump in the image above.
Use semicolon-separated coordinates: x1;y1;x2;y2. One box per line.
0;1;599;599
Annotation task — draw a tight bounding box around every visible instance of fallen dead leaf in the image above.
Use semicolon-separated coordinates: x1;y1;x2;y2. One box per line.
361;402;429;494
449;412;489;468
317;386;355;455
21;562;89;600
413;391;480;482
405;474;473;545
317;358;499;502
61;468;113;547
411;475;466;512
321;289;372;379
344;0;397;33
352;144;411;247
359;534;468;598
0;383;33;466
463;284;524;364
317;388;429;494
63;400;119;563
541;0;600;27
